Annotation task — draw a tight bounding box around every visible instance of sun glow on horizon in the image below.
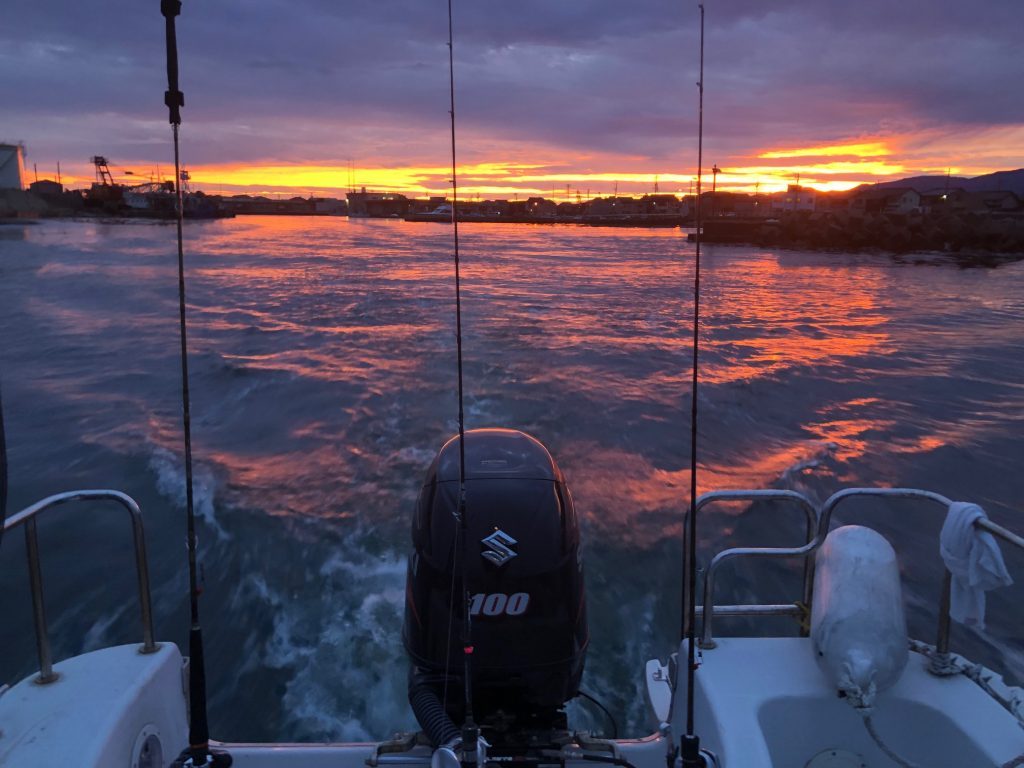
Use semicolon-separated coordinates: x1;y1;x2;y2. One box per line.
186;162;548;194
44;127;1023;200
713;138;903;193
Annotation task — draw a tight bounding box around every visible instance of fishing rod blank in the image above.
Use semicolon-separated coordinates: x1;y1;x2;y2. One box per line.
678;4;707;768
159;2;230;765
445;2;481;766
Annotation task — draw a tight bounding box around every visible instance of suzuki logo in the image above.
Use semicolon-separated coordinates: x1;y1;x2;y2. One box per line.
481;529;518;566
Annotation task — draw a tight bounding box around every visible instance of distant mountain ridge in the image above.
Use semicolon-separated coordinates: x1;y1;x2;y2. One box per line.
853;168;1024;196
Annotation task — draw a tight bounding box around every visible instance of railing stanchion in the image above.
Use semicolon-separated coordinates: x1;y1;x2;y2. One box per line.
4;490;159;670
129;499;158;654
929;570;956;675
24;518;56;684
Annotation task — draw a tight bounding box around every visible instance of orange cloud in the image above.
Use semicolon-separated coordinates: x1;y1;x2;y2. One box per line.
758;141;892;159
186;162;546;194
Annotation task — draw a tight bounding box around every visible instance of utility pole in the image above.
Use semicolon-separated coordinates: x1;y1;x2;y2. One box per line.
711;164;720;218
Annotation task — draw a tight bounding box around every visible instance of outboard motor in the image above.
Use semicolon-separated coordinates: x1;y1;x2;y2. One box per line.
403;428;588;748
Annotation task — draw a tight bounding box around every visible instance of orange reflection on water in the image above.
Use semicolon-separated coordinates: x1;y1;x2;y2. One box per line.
204;447;366;519
805;397;955;473
560;438;832;547
700;253;891;385
806;417;894;463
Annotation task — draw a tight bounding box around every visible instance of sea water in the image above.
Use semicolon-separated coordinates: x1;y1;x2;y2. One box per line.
1;216;1021;740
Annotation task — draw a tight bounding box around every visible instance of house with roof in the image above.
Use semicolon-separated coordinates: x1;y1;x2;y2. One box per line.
966;190;1020;213
639;194;683;215
586;196;640;216
524;196;558;218
813;190;855;213
849;187;921;215
771;184;817;213
919;188;968;214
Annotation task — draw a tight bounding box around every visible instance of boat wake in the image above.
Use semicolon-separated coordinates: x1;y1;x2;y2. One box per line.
149;446;229;540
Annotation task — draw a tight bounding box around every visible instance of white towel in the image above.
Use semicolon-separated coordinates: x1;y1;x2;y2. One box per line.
939;502;1013;630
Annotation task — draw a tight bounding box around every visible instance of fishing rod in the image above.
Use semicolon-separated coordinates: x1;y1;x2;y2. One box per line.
445;1;480;766
0;382;7;548
679;4;706;768
160;3;230;766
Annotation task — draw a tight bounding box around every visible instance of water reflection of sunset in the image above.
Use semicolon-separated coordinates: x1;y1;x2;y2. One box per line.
9;217;1024;743
700;254;891;385
560;439;830;547
22;216;1022;551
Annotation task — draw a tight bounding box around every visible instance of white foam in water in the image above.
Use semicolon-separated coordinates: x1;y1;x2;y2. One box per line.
149;446;230;541
778;441;839;505
243;540;415;740
393;446;438;467
81;606;127;653
780;441;836;480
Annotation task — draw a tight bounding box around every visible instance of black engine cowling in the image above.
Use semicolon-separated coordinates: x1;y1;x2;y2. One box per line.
403;428;588;739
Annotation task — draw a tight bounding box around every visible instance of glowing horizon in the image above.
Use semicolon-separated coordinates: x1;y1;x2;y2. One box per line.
45;129;1024;201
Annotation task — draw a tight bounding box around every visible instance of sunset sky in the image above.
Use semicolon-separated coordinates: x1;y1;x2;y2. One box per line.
2;1;1023;199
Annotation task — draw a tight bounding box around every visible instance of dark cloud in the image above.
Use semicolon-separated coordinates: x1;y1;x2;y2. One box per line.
2;0;1022;178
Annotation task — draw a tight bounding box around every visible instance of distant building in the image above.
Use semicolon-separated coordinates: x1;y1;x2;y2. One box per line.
849;187;920;215
219;194;342;216
919;188;968;214
638;194;682;214
0;143;26;190
524;196;558;218
966;190;1020;213
29;179;63;197
705;191;759;217
815;190;855;213
478;198;512;216
311;197;346;215
771;184;817;213
587;196;640;216
346;188;410;217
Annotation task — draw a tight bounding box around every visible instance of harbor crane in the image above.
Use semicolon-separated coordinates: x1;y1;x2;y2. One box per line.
91;156;115;186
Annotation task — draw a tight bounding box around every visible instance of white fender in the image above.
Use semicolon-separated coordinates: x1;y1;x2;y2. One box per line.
811;525;908;711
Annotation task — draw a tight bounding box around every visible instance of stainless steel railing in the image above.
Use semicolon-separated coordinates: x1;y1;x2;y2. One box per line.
693;487;1024;663
2;490;157;683
687;490;818;649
